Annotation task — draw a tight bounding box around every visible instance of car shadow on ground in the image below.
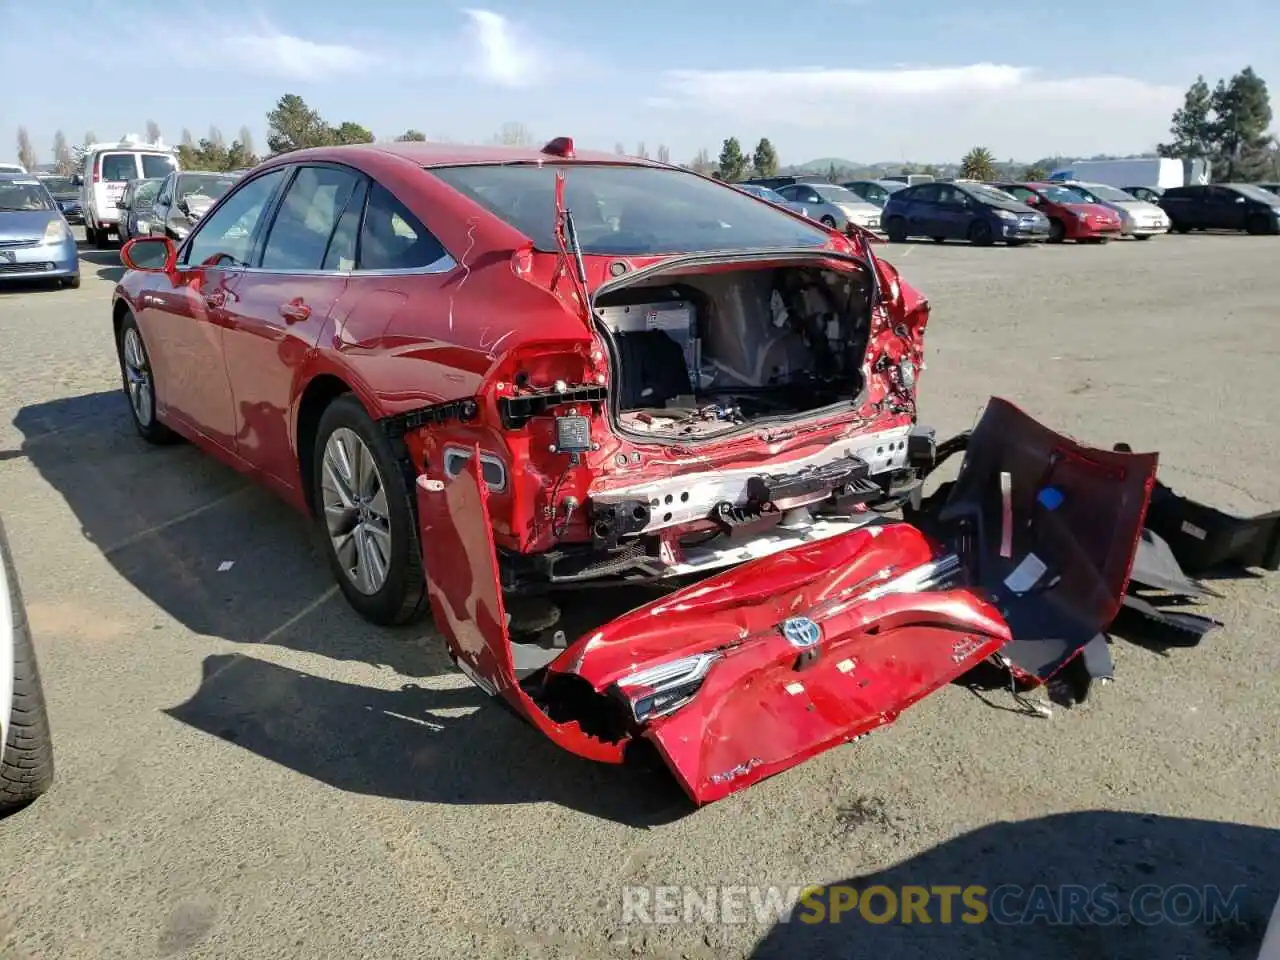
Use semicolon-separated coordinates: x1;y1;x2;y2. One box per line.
166;651;691;825
12;390;694;824
749;810;1279;959
78;248;124;283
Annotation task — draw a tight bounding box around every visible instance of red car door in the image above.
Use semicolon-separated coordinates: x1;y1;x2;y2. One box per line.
220;165;366;493
141;167;290;450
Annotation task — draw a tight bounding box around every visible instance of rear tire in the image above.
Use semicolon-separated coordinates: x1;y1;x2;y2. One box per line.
62;276;80;289
1134;234;1153;241
311;395;428;627
1;518;55;816
931;237;945;244
885;216;907;243
820;215;837;228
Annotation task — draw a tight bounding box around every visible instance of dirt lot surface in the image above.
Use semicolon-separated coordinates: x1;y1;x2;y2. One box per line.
1;231;1278;959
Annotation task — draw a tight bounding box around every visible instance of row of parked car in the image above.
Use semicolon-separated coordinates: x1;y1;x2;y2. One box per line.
738;174;1280;246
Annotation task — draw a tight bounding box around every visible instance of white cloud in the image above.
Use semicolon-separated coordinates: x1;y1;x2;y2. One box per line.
463;9;544;88
216;32;374;80
653;63;1184;159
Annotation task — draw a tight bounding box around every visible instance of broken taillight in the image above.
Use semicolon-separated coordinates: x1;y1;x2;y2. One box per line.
614;652;721;724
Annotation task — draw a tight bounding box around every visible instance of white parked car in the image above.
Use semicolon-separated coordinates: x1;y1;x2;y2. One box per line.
1;514;54;815
1053;180;1171;238
773;182;883;233
0;162;28;176
74;138;180;248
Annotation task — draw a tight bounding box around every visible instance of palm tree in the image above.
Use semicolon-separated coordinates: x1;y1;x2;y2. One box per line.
960;147;997;181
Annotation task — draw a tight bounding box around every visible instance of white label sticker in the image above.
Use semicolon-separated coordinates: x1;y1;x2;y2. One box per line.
1180;521;1208;541
1004;553;1048;594
785;682;805;696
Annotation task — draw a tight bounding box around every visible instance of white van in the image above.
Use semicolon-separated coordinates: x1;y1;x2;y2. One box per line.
75;138;180;247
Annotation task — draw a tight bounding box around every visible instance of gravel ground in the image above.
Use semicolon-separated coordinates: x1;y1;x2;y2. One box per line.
1;230;1278;960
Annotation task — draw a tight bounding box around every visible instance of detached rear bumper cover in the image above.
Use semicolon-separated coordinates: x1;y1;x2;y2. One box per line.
419;397;1277;805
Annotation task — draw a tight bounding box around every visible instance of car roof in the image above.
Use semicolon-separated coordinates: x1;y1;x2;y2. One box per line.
0;172;42;182
269;140;669;170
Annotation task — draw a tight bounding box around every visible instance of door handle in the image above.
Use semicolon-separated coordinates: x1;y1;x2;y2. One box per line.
279;299;312;323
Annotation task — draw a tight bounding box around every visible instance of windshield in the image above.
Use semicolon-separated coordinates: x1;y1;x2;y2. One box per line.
0;180;54;212
136;180;163;204
877;180;907;193
431;163;832;255
1232;184;1280;203
1032;185;1089;205
40;177;75;194
739;184;788;203
177;173;237;202
1076;183;1133;203
812;184;865;205
966;184;1021;205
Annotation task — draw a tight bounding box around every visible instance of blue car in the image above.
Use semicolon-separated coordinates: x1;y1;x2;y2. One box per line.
880;180;1050;246
0;174;80;288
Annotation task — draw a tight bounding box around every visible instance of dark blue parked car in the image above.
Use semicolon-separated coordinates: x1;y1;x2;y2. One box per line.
880;181;1051;246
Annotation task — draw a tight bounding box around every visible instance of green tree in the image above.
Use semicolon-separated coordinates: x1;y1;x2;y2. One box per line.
1211;67;1273;180
1021;164;1048;181
920;164;940;178
266;94;332;154
396;129;427;142
717;137;747;181
224;138;258;170
331;121;374;145
960;146;996;180
52;130;73;176
16;127;37;171
1158;75;1215;160
752;138;779;178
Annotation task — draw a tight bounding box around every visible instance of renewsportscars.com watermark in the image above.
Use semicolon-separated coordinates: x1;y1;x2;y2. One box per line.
621;883;1252;927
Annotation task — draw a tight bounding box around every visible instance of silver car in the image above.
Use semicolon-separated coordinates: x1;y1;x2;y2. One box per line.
773;182;882;232
1058;181;1170;239
0;174;79;289
735;182;812;217
148;170;242;241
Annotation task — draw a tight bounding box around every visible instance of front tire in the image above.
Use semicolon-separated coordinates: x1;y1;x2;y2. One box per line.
968;220;994;246
1048;219;1066;243
312;395;428;627
116;311;178;445
1;516;55;816
820;215;837;228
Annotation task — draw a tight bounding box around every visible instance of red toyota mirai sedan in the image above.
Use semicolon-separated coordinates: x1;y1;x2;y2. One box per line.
111;139;1009;803
992;181;1123;243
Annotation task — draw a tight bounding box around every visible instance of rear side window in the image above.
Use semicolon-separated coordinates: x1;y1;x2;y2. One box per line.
322;178;369;271
99;154;138;182
260;165;363;271
358;183;449;271
913;184;943;203
142;154;177;178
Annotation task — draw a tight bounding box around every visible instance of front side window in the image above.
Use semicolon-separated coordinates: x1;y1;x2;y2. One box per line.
358;182;448;270
183;168;286;268
260;166;363;271
432;162;832;255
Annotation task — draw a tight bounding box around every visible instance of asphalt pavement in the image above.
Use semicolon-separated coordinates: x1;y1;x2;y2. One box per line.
1;229;1278;959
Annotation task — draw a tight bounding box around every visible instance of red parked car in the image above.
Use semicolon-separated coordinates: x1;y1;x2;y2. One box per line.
992;181;1123;243
111;140;1274;806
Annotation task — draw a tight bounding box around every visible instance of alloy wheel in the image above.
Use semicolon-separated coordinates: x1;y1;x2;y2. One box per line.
321;427;393;596
121;327;154;426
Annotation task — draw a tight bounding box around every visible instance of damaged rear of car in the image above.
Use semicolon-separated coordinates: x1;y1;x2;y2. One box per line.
393;147;1278;806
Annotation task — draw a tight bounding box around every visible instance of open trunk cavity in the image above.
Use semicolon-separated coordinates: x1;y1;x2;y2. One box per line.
592;260;872;442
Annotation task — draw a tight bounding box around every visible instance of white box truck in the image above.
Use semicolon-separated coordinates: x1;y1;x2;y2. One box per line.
1047;157;1210;189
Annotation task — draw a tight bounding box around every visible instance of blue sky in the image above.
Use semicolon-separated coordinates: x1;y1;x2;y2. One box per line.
4;0;1277;166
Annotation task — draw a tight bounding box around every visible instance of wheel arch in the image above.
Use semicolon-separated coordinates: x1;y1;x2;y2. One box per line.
295;373;357;516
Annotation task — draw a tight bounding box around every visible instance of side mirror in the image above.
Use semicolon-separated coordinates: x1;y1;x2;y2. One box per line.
120;235;176;273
